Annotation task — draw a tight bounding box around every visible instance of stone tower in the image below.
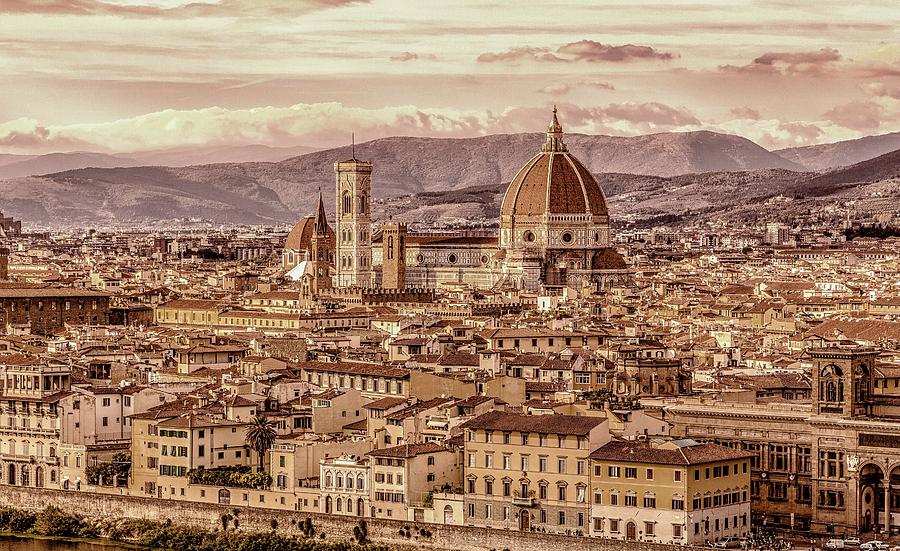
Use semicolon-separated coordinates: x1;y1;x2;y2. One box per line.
334;155;373;288
0;247;8;280
309;191;333;293
810;346;878;418
381;221;407;289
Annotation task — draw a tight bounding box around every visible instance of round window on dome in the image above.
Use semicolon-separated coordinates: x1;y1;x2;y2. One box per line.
416;254;424;264
523;231;535;242
480;255;489;264
561;232;574;243
448;254;458;264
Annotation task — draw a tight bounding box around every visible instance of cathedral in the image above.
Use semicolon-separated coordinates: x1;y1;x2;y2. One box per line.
281;108;627;295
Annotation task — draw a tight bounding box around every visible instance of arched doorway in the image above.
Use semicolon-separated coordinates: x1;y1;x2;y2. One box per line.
218;488;230;505
35;467;44;488
626;521;637;541
860;463;885;533
358;498;366;517
325;496;332;514
518;510;530;531
443;505;454;525
7;464;15;486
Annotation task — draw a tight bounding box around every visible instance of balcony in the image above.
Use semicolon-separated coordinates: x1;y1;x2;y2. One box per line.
512;490;536;507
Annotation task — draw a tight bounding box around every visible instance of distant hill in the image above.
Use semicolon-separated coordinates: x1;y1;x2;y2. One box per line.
0;152;139;179
775;132;900;171
128;144;319;167
799;147;900;196
4;130;899;228
0;166;295;225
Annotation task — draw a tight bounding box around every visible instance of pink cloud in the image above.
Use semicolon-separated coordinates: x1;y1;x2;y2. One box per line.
719;48;841;76
823;101;884;131
729;107;761;120
477;47;568;63
861;82;900;99
0;0;366;17
556;41;674;62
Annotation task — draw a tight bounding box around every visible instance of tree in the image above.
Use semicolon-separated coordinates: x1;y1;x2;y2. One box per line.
244;415;276;472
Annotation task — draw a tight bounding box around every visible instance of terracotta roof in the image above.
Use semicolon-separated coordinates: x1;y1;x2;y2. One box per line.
367;442;448;458
500;112;607;218
461;410;604;436
589;439;753;466
301;361;409;379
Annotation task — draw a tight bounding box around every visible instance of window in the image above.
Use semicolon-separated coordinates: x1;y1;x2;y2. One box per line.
198;445;205;457
673;524;682;538
610;519;620;533
625;467;637;479
557;486;566;501
502;480;511;497
577;460;585;475
521;433;529;445
558;511;566;525
797;483;812;503
646;468;654;480
819;450;845;479
485;479;493;495
672;497;684;510
539;457;548;472
770;482;788;501
594;518;604;532
557;458;566;474
645;522;655;536
102;398;111;407
674;470;682;482
644;495;656;508
769;444;789;472
624;494;637;507
503;455;511;470
610;492;619;505
608;466;620;478
819;490;845;509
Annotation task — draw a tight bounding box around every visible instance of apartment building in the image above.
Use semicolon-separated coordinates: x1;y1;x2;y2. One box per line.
368;442;460;521
461;411;610;534
588;438;752;545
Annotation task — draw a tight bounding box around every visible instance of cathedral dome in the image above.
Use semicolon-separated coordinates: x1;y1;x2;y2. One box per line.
284;192;335;252
500;108;608;218
284;216;317;251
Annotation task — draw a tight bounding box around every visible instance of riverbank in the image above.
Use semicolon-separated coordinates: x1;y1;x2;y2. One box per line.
0;506;390;551
0;533;145;551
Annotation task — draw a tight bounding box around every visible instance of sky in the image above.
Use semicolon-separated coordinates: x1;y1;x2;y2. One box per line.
1;0;899;154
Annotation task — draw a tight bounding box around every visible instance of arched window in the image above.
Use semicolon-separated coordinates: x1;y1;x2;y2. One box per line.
342;193;352;215
325;473;333;488
357;474;365;490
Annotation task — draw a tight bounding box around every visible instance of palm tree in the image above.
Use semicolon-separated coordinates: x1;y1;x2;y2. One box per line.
244;415;277;472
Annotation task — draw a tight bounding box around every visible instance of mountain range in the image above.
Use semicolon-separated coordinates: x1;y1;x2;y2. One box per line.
0;130;899;227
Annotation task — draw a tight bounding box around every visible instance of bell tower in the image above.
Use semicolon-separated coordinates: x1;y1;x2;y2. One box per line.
309;191;333;293
334;146;373;288
810;346;878;418
381;221;407;289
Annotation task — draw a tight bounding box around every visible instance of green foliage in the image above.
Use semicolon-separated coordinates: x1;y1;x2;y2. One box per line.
244;415;277;472
86;452;131;487
352;520;367;545
0;508;36;533
188;465;272;489
846;223;900;241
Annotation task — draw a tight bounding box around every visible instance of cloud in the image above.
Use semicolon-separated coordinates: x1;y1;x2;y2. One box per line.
0;118;92;151
479;41;673;64
719;48;842;76
861;82;900;100
823;101;884;131
389;52;436;62
729;107;761;120
477;47;568;63
556;41;674;62
0;0;365;18
537;80;615;95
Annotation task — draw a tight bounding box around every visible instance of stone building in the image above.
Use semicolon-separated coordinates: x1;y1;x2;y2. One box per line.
658;345;900;536
0;286;110;334
281;108;628;294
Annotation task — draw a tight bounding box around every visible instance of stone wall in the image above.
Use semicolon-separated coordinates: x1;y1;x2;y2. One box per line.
0;486;699;551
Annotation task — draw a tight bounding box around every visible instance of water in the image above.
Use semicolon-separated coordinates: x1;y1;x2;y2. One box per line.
0;536;139;551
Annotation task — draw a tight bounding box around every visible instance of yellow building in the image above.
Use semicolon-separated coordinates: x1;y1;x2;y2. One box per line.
461;411;610;535
588;438;752;545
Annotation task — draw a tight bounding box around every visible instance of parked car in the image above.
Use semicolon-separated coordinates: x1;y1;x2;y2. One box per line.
826;539;846;549
860;541;889;551
713;537;742;549
845;537;862;546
